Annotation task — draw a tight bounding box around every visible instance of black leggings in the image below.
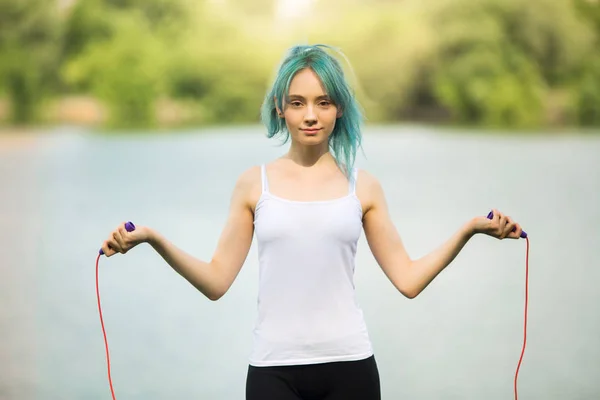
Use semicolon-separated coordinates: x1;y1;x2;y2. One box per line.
246;355;381;400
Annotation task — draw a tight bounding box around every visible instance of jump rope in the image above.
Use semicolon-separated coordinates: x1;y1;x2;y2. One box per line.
95;212;530;399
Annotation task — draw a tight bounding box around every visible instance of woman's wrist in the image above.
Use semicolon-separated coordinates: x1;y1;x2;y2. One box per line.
464;217;478;238
142;226;160;247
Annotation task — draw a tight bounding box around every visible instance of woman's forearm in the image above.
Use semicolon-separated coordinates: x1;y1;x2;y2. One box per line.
404;219;476;298
147;228;221;300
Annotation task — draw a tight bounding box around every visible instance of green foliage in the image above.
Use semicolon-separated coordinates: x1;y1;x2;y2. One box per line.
479;0;594;85
63;12;167;127
60;0;114;71
1;0;599;129
572;0;600;126
0;0;61;123
160;11;275;124
574;0;600;37
427;2;543;127
434;47;545;128
60;0;195;127
575;55;600;126
425;0;594;127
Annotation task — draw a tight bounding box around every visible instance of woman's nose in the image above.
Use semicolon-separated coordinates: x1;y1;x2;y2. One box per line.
304;105;317;122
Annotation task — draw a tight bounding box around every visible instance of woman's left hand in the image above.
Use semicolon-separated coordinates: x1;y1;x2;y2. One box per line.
470;209;523;240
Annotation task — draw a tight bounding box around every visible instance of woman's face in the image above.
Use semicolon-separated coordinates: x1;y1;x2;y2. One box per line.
278;68;341;147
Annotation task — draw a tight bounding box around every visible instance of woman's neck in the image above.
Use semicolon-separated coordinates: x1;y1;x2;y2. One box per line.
285;141;333;168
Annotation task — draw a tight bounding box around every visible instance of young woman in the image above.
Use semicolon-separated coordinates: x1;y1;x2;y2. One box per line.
100;44;524;400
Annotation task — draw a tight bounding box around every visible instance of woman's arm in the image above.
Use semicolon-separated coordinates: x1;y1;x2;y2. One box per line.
360;171;522;299
102;166;259;301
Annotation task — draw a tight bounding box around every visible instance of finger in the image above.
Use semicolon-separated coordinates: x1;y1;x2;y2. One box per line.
503;217;516;239
117;222;132;247
494;209;507;224
112;230;127;254
101;241;117;257
510;223;523;239
499;212;508;226
500;213;510;232
491;209;500;235
118;222;128;236
108;234;123;254
492;209;505;237
492;209;501;224
114;227;125;245
113;230;125;253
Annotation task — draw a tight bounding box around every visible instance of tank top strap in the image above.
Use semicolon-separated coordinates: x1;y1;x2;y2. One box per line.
261;164;270;193
348;167;358;195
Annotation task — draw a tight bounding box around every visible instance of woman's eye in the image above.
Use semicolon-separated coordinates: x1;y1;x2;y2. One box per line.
319;101;331;106
291;102;302;107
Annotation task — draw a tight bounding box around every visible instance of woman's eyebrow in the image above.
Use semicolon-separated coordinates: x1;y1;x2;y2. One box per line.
288;94;331;100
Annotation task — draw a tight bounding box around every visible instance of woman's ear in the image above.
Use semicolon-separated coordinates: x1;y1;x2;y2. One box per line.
274;96;285;118
336;109;343;118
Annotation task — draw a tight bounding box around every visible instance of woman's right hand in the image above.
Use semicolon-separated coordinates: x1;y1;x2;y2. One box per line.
101;222;152;257
470;209;523;240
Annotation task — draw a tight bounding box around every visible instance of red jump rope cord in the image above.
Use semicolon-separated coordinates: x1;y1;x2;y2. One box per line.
95;238;530;400
96;254;117;400
514;236;530;400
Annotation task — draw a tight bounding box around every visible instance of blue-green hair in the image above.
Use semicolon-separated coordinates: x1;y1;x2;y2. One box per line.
260;44;364;177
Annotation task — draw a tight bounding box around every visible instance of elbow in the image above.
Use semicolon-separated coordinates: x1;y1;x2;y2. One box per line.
206;288;225;301
207;292;220;301
198;282;225;301
396;262;421;299
204;262;227;301
401;288;419;299
397;283;420;299
205;278;229;301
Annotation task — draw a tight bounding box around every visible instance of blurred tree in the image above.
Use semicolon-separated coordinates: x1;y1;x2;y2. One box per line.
573;0;600;126
60;0;204;126
62;0;274;127
575;55;600;126
61;0;192;91
63;12;168;127
574;0;600;36
226;0;276;17
428;0;594;127
1;0;598;129
162;8;275;123
483;0;594;86
434;47;545;127
0;0;61;123
102;0;192;29
60;0;114;91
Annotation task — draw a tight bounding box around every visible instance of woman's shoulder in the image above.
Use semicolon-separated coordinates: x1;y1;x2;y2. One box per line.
235;164;263;190
355;168;385;211
355;167;381;190
230;165;264;210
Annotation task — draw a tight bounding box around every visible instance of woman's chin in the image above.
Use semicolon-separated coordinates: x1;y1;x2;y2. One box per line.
293;132;329;146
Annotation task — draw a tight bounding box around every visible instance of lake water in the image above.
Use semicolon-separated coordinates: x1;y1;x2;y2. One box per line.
1;125;599;399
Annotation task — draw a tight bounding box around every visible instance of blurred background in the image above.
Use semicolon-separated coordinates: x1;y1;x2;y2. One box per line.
1;0;599;399
1;0;600;129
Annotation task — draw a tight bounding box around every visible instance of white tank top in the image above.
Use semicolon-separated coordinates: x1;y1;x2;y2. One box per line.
249;164;374;366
